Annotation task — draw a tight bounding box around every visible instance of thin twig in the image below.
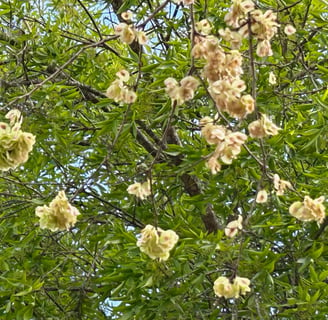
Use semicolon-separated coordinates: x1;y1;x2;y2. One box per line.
188;4;196;75
71;104;131;201
137;0;170;29
77;0;102;39
277;0;303;12
4;39;111;109
149;100;178;227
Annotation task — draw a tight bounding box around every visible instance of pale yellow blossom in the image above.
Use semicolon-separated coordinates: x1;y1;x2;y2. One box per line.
256;40;273;57
35;191;80;231
201;122;226;145
213;276;236;298
214;275;251;299
284;25;296;36
224;0;255;28
115;23;135;44
219;28;243;49
136;31;148;45
225;215;243;238
212;131;247;165
121;11;133;21
251;10;279;41
269;72;277;85
248;114;280;138
106;70;137;104
233;276;251;297
195;19;212;35
256;189;268;203
206;157;222;174
116;70;130;82
127;180;151;200
273;174;292;196
164;76;199;106
0;110;35;171
137;225;179;261
289;196;325;224
5;109;22;127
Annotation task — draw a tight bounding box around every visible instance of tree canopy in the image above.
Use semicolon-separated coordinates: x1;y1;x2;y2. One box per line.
0;0;328;319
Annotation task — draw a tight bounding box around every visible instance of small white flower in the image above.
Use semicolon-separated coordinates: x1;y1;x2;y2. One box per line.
121;11;133;21
284;25;296;36
225;215;243;238
127;180;151;200
268;72;277;85
256;189;268;203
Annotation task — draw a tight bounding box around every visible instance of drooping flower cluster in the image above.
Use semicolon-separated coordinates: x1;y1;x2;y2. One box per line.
164;76;199;106
114;12;147;45
0;109;36;171
35;191;80;231
192;34;254;118
137;225;179;261
201;117;247;174
225;215;243;238
248;114;281;138
289;196;326;224
127;180;151;200
213;275;251;299
193;37;244;81
273;174;292;196
210;80;255;119
223;0;280;57
200;117;226;145
106;70;137;104
224;0;255;28
248;9;280;57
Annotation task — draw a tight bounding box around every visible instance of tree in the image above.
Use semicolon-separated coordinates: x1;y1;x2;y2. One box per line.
0;0;327;318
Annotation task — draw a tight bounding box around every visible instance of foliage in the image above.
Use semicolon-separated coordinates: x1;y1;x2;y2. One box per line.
0;0;328;319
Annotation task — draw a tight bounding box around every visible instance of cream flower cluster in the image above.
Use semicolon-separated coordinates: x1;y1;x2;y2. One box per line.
192;34;254;119
137;225;179;261
210;80;255;119
0;109;36;171
35;191;80;232
213;275;251;299
106;70;137;104
219;28;243;50
225;215;243;238
192;37;244;82
127;180;151;200
248;114;280;138
224;0;254;28
224;0;280;57
289;196;326;224
273;174;292;196
164;76;199;106
249;10;280;57
201;117;247;174
195;19;212;35
114;12;147;45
